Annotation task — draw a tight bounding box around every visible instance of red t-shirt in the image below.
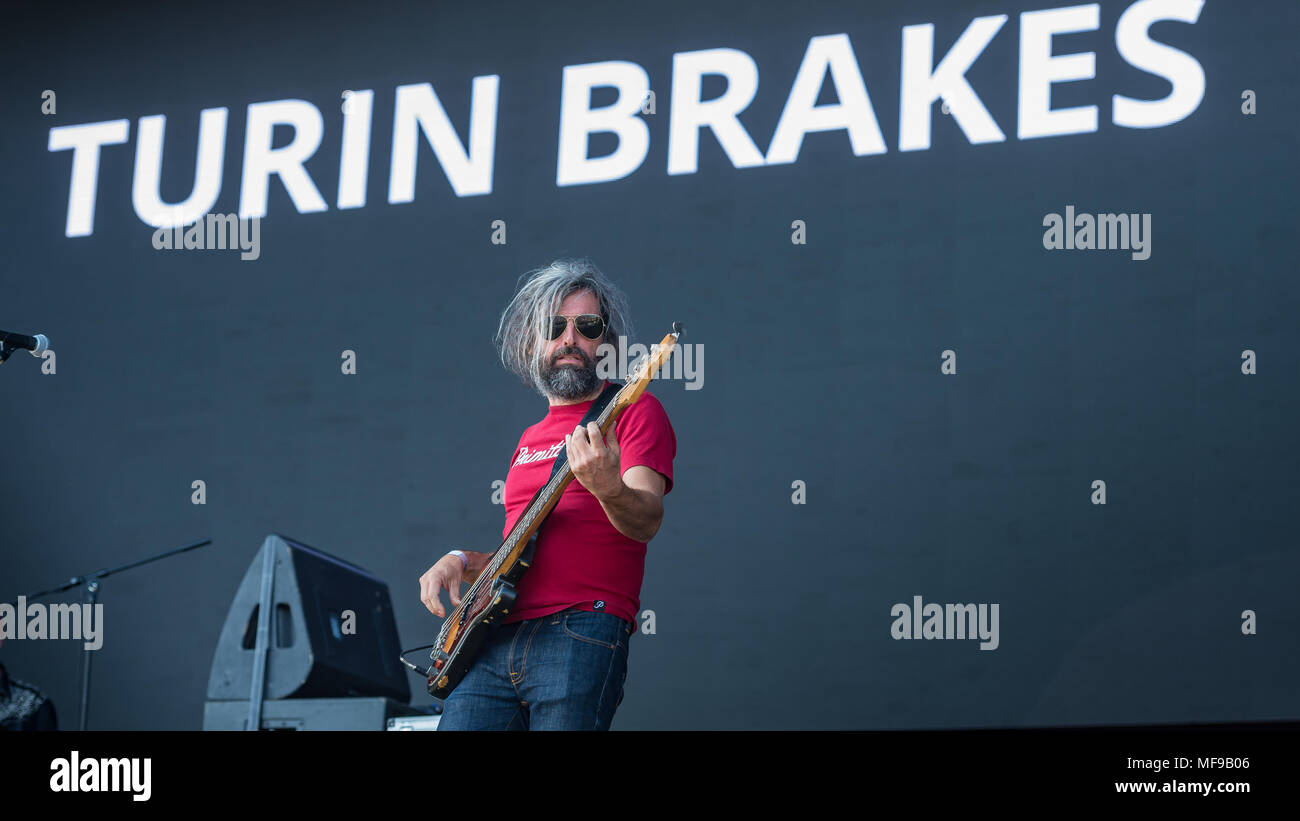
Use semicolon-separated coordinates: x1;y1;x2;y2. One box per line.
500;381;675;627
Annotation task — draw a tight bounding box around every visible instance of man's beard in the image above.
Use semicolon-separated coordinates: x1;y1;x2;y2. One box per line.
540;346;601;400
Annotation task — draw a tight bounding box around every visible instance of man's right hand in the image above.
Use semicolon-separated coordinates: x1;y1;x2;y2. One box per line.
420;553;467;618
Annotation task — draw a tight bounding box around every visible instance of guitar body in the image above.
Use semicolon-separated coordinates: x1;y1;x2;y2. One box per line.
426;534;535;699
426;323;683;700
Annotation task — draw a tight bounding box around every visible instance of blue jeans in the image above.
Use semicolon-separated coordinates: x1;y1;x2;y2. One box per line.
437;607;633;730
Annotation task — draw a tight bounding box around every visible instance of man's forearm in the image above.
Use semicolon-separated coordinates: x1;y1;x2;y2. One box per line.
595;481;664;543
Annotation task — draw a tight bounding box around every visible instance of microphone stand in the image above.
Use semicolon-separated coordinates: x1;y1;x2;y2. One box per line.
23;538;212;730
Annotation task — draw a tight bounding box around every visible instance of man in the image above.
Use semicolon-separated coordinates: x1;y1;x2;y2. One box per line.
419;259;675;730
0;638;58;731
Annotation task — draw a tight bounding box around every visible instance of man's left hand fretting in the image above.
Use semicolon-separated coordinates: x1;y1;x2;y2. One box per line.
566;421;623;500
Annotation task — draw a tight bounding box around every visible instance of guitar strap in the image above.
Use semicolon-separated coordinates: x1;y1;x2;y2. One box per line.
546;380;624;485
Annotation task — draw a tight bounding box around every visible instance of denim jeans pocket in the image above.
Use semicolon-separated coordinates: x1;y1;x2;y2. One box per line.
561;610;621;650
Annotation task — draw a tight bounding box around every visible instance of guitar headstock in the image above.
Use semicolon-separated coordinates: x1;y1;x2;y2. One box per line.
616;323;684;408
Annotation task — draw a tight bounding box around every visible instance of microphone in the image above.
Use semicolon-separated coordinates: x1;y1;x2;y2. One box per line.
0;328;50;355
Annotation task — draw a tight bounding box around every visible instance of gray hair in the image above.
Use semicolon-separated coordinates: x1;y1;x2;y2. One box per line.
494;258;635;396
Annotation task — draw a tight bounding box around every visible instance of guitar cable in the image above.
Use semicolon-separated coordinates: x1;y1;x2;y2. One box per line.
399;645;439;677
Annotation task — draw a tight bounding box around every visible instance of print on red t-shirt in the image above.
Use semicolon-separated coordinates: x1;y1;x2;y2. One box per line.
500;381;675;628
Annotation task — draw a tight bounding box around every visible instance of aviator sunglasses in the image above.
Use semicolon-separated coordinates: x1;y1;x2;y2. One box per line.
546;313;606;341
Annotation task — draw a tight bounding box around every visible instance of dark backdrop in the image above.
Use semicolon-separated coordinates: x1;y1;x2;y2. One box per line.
1;0;1296;729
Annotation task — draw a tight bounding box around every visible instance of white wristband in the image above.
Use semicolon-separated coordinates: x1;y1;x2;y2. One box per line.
448;550;468;570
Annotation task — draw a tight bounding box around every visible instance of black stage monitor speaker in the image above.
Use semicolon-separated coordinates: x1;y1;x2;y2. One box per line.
206;534;410;703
